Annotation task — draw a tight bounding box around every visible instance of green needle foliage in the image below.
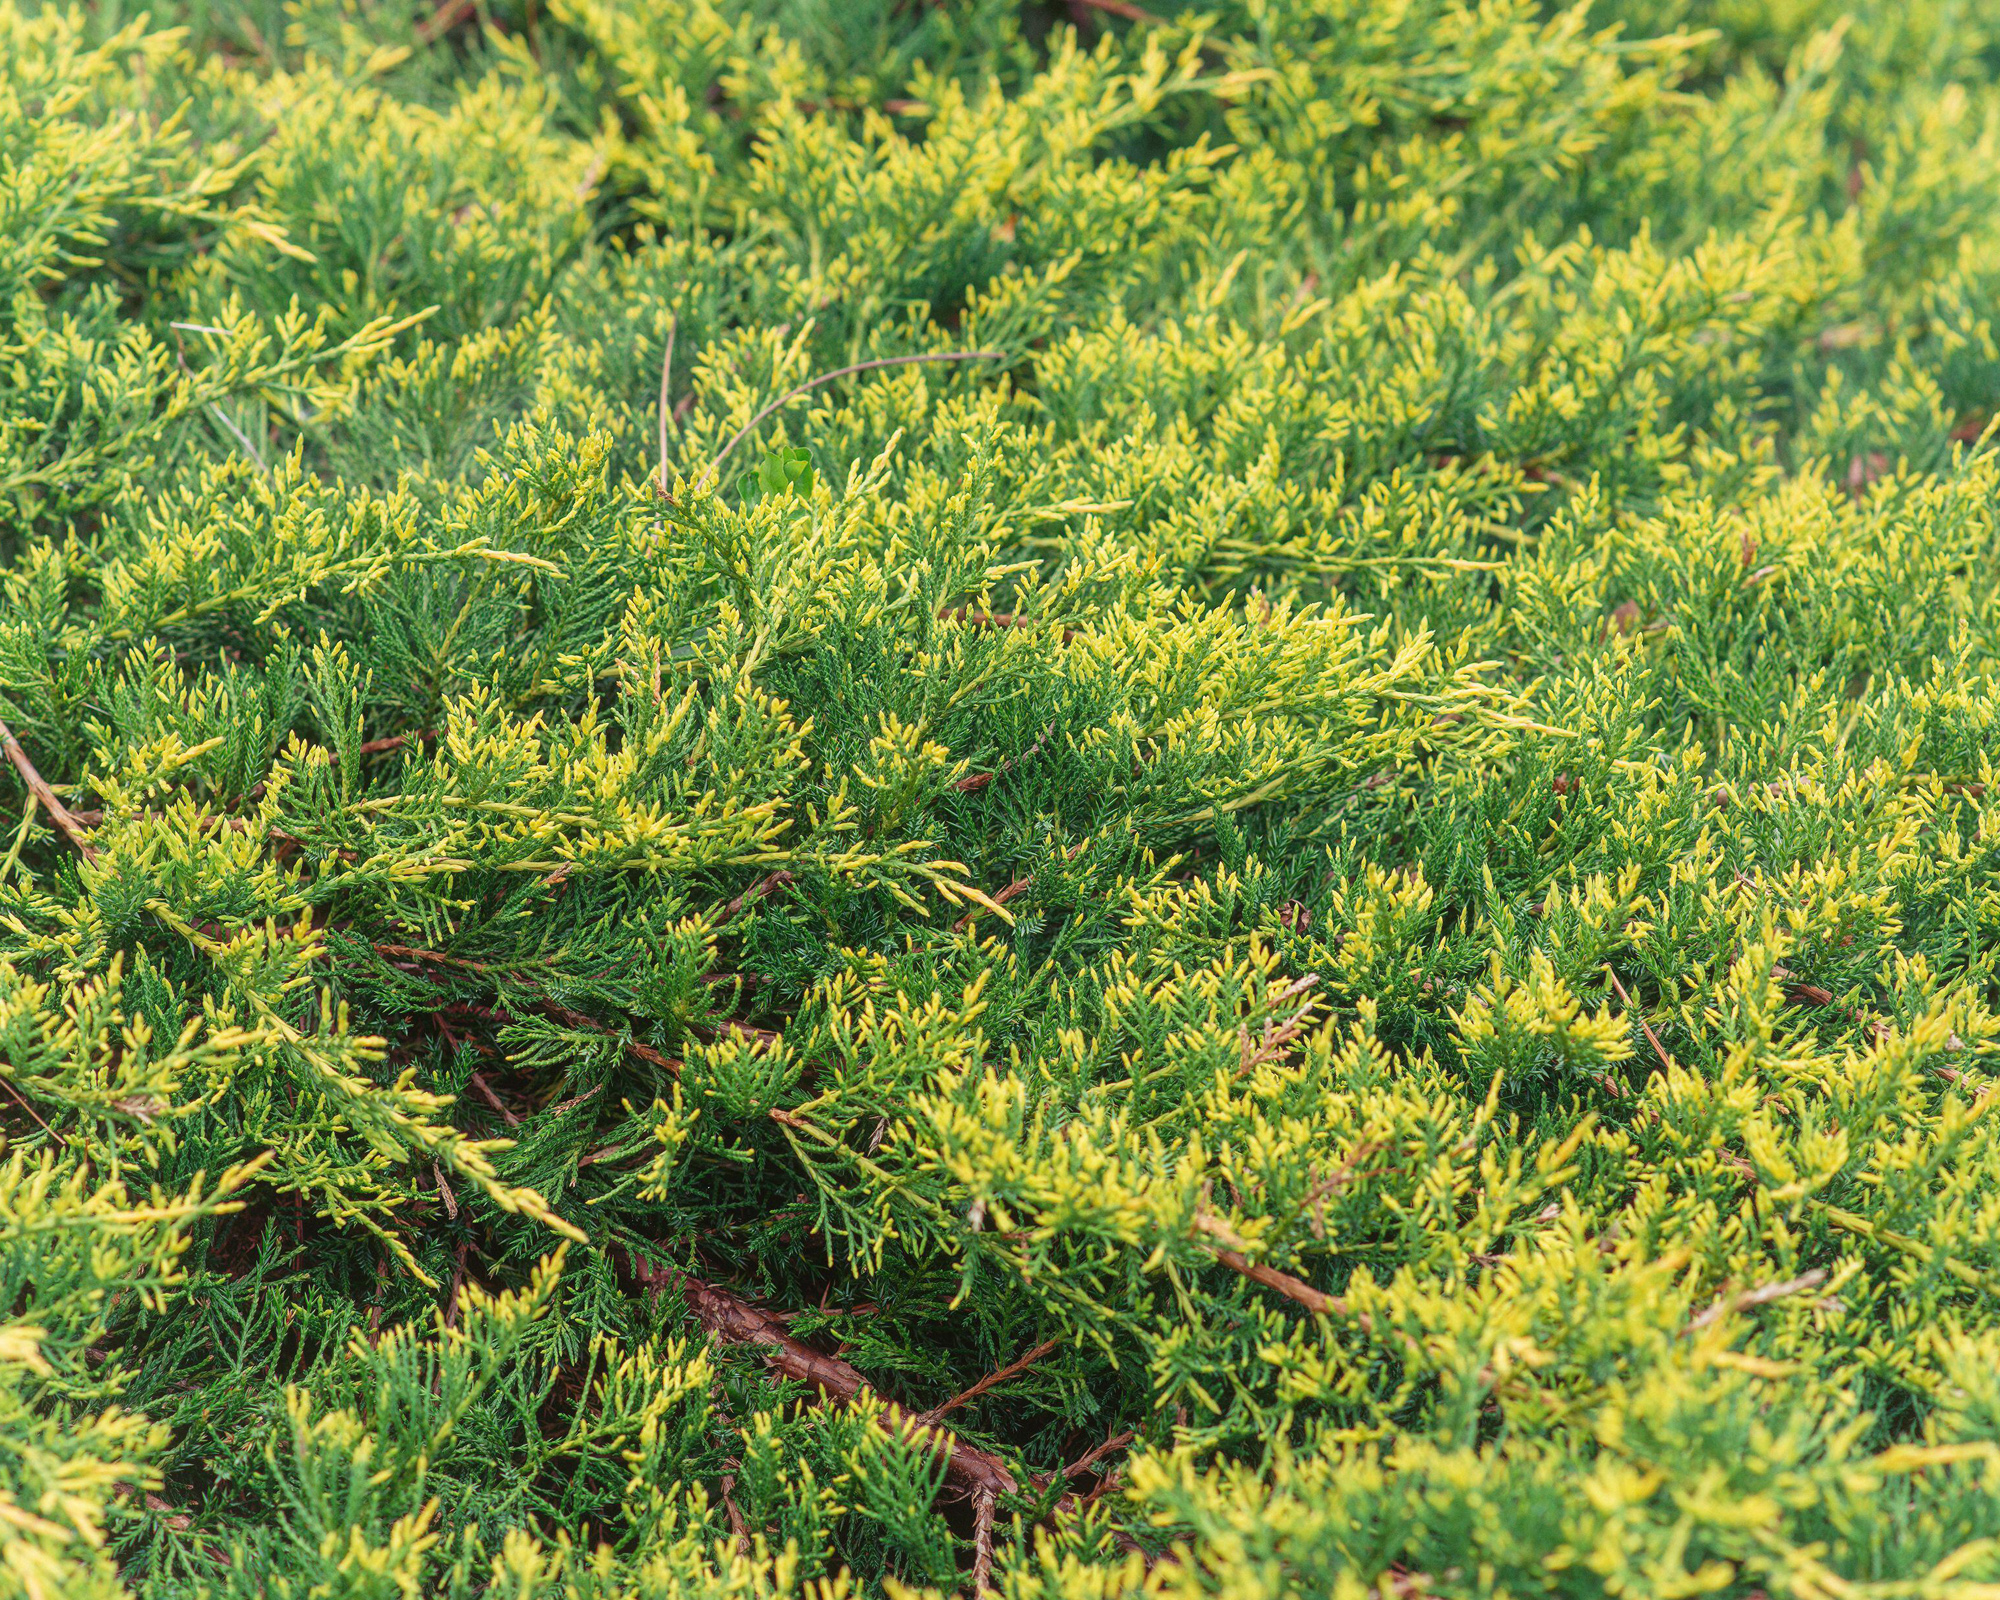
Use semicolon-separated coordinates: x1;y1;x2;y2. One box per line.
2;0;2000;1594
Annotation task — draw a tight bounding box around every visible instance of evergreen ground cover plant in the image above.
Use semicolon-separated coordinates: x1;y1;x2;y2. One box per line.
4;0;2000;1592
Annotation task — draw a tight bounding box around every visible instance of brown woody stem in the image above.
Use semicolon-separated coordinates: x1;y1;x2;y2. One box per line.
632;1257;1019;1498
0;718;98;861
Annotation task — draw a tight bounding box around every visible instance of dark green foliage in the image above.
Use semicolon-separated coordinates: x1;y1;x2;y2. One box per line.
2;0;2000;1596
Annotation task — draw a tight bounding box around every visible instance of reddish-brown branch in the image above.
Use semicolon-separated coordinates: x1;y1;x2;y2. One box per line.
1772;965;1894;1042
1205;1243;1346;1316
1687;1267;1828;1332
952;872;1036;933
467;1071;522;1128
954;840;1088;934
631;1257;1018;1498
541;1003;681;1073
1236;973;1321;1076
1189;1213;1368;1326
442;1239;471;1328
415;0;478;43
719;1474;751;1557
1772;965;1835;1008
941;608;1079;645
375;943;684;1074
541;1084;604;1118
920;1336;1062;1425
375;942;497;974
1605;968;1673;1074
1061;1428;1134;1484
1298;1140;1382;1240
1029;1426;1146;1561
142;1493;192;1533
1070;0;1162;23
0;1078;62;1145
953;722;1057;794
716;871;795;927
267;828;357;864
971;1488;998;1593
0;717;98;861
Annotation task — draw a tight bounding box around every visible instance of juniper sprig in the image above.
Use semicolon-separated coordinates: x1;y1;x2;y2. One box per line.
3;0;2000;1596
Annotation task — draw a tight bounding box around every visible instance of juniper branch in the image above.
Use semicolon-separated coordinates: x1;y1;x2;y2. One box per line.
632;1256;1020;1497
701;351;1007;490
0;716;98;861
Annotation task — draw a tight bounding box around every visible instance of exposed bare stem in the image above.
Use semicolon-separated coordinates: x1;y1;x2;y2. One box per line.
719;1474;751;1557
920;1336;1062;1426
1605;968;1673;1074
657;314;678;497
0;1079;62;1145
1688;1268;1829;1332
631;1256;1019;1498
716;870;795;927
971;1488;997;1593
416;0;478;43
0;717;98;861
955;841;1087;934
1072;0;1162;21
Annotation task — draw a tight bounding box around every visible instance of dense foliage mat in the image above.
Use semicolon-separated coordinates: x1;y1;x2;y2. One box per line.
3;0;2000;1593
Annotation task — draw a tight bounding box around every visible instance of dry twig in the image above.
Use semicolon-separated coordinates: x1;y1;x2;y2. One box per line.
1071;0;1162;22
954;722;1057;794
1192;1213;1349;1318
631;1257;1019;1498
375;942;497;974
657;314;678;498
1237;973;1321;1075
1688;1268;1828;1332
970;1488;998;1594
1298;1139;1382;1240
1605;968;1673;1074
376;943;685;1075
1062;1428;1134;1482
919;1336;1063;1425
467;1071;522;1128
717;870;795;927
719;1474;751;1557
433;1162;459;1220
442;1239;471;1329
0;717;98;860
0;1079;62;1145
941;608;1079;646
541;1003;681;1073
358;729;435;757
954;840;1088;934
415;0;478;43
